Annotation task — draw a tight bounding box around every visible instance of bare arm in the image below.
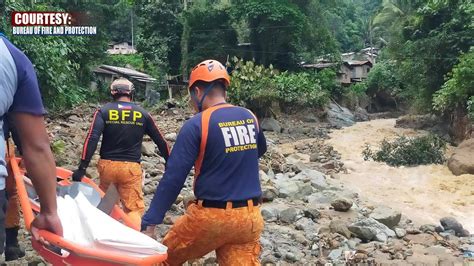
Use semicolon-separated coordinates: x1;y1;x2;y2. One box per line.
12;113;62;235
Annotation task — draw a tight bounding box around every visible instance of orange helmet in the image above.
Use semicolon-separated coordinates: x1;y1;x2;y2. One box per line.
188;59;230;90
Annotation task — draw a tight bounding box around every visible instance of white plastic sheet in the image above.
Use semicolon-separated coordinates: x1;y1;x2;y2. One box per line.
57;192;167;255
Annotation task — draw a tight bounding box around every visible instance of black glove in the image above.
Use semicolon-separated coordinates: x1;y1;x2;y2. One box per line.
71;168;86;182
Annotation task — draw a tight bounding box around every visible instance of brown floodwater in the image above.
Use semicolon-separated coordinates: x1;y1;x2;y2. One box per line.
327;119;474;232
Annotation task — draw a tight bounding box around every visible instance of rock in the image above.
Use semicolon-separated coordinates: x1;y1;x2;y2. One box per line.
165;133;177;142
284;252;297;262
303;207;321;220
85;168;99;180
419;224;438;233
348;218;395;242
440;217;470;237
309;153;319;162
295;217;316;234
293;169;328;190
328;248;343;261
405;233;437;246
261;205;279;222
448;139;474;175
141;142;156;156
274;178;314;199
280;207;300;224
261;118;282;132
395;228;407;238
424;245;449;256
329;220;352;238
395;114;440;130
354;107;369;122
322;161;337;170
260;237;273;251
369;206;401;228
325;103;355;128
331;198;353;212
439;230;456;238
262;187;278;202
302;113;319;123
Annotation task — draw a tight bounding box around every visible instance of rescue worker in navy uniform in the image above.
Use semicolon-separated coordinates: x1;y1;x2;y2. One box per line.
1;33;63;258
142;60;267;265
72;78;170;229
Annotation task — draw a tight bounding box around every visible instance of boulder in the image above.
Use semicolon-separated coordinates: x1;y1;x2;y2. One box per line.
419;224;441;233
280;207;300;224
348;218;396;242
440;217;470;237
141;142;156;156
329;220;352;238
303;207;321;220
325;103;355;128
369;206;401;228
274;178;314;199
331;198;353;212
261;205;280;222
354;107;369;122
395;114;439;130
261;186;278;202
448;139;474;175
293;169;328;190
295;217;316;234
261;118;282;132
395;228;407;238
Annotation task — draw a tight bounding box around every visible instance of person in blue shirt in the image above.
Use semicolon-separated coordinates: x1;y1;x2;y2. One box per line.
142;60;267;265
0;33;63;259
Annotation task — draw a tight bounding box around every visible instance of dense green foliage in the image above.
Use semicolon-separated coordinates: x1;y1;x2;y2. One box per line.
362;135;447;166
433;50;474;119
1;0;472;119
0;1;108;110
382;0;473;111
229;58;331;115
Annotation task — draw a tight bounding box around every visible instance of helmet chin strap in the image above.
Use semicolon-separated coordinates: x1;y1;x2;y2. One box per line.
192;82;216;113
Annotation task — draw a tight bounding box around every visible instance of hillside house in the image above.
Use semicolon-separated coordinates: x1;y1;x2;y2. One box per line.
107;42;137;55
344;60;373;82
301;60;373;85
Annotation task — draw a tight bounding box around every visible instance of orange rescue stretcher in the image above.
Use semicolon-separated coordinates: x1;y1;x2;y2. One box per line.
6;148;167;265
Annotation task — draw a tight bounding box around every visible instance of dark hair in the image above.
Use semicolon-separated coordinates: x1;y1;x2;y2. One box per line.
112;92;132;100
192;79;226;96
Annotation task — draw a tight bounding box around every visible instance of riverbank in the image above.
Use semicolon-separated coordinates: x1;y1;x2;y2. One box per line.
3;105;472;265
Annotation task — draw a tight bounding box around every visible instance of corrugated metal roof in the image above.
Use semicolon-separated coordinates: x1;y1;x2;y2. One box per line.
94;65;157;83
344;60;372;66
301;62;337;69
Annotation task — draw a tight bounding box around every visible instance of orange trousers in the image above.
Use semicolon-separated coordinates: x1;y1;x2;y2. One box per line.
162;200;264;266
97;159;144;229
4;141;20;229
5;172;20;229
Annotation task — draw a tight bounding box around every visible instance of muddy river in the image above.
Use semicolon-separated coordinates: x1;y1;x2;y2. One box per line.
327;119;474;232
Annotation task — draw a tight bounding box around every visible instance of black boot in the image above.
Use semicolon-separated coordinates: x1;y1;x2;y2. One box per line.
4;227;25;261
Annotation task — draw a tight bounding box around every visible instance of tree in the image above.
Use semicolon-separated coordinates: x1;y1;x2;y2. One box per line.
385;0;473;110
1;1;110;110
231;0;338;70
135;0;183;75
433;49;474;118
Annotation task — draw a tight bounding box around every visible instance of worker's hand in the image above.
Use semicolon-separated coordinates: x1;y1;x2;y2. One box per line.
31;212;63;245
71;168;86;182
142;225;156;240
